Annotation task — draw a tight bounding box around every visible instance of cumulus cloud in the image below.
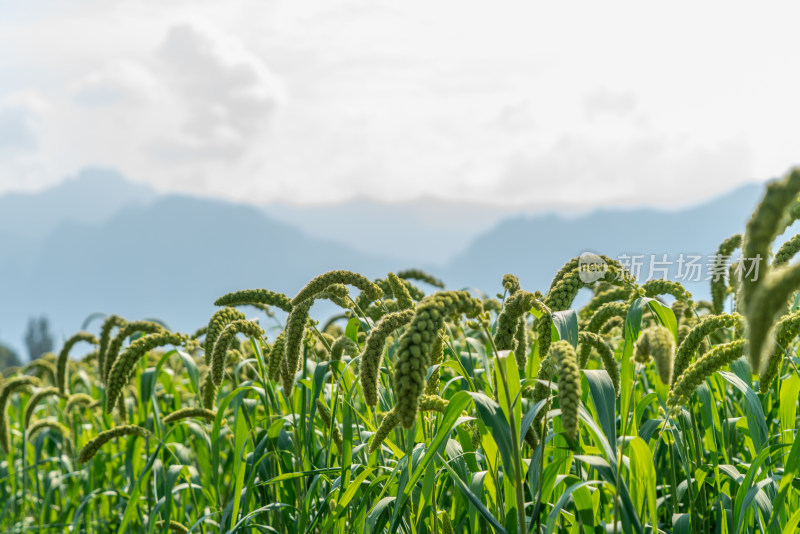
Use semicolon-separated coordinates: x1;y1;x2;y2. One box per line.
72;59;160;107
151;23;284;162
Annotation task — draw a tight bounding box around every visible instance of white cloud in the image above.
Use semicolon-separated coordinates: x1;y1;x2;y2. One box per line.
0;1;799;206
0;94;45;154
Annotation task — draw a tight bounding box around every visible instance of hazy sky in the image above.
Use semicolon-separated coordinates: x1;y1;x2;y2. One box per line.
1;0;798;207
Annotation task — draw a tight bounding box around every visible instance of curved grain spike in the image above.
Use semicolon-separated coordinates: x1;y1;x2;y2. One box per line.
548;340;581;440
203;308;246;366
315;399;343;453
368;395;449;453
201;371;217;410
494;290;541;370
635;325;675;384
393;291;482;428
65;393;95;414
577;332;620;396
292;270;382;306
316;283;353;310
23;359;57;386
586;302;629;334
330;335;359;364
214;288;293;313
600;316;624;336
668;340;746;407
502;273;521;295
387;272;414;311
211;320;264;387
268;332;287;381
360;309;414;406
774;234;800;267
56;332;98;394
0;376;40;453
78;425;151;463
760;311;800;393
105;332;186;413
642;279;693;306
396;269;445;289
710;234;742;314
545;260;637;313
424;331;446;396
741;169;800;313
190;326;207;340
24;387;64;428
27;419;69;440
97;314;126;382
104;321;165;383
282;299;314;396
163;407;216;424
747;264;800;373
672;313;743;386
580;287;633;320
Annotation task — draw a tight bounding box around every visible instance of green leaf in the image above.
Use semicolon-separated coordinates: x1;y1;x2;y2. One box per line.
551;310;578;347
345;317;361;344
584;369;616;447
627;437;657;526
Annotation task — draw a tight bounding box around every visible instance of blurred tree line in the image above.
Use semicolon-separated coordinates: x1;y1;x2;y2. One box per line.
0;315;54;371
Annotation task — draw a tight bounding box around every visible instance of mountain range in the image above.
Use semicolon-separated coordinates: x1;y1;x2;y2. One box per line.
0;168;785;359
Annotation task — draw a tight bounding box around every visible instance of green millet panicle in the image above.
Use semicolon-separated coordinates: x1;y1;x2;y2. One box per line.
373;277;425;306
56;331;98;394
387;272;415;310
368;395;449;453
292;270;382;306
282;299;314;396
268;331;287;381
213;288;293;313
24;387;64;428
424;331;446;396
27;419;69;440
200;371;217;410
65;393;94;414
190;326;207;340
741;168;800;313
710;234;742;314
549;340;581;440
210;320;264;387
502;273;521;295
104;321;165;383
163;407;217;424
154;521;190;533
105;332;186;413
330;335;359;364
514;317;529;370
586;302;629;334
317;283;353;309
494;290;542;370
600;316;624;336
397;269;445;289
669;340;746;407
393;291;482;428
203;308;246;365
0;376;40;453
642;280;693;306
78;425;151;463
315;398;343;453
441;511;454;534
635;326;675;384
577;332;620;396
23;359;57;385
580;287;634;320
97;314;126;382
774;234;800;267
746;264;800;373
482;298;503;314
759;311;800;393
672;313;742;386
360;309;414;406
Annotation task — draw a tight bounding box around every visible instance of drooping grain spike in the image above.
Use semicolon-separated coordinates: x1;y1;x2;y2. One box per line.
360;309;414;406
292;270;382;306
77;425;151;463
210;320;264;387
56;331;98;394
214;288;293;313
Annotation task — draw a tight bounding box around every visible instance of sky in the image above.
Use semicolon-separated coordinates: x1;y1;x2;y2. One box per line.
0;0;799;207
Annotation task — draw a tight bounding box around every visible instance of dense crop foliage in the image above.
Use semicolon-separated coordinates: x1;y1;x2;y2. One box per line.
4;170;800;533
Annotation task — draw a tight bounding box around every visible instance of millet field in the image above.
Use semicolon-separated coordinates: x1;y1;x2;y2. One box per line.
4;169;800;533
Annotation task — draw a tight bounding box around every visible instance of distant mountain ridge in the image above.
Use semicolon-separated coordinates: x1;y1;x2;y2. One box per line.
0;168;776;358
